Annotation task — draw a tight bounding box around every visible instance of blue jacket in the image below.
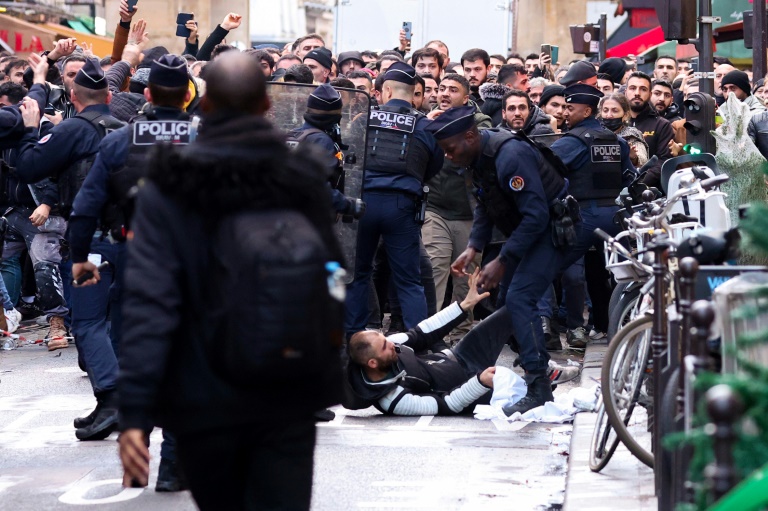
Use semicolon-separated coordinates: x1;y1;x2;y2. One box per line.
468;130;556;263
363;99;443;196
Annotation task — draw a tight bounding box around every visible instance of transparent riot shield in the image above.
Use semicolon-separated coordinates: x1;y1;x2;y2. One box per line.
266;83;370;283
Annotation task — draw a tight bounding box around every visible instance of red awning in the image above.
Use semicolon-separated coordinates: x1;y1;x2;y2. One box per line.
607;25;665;58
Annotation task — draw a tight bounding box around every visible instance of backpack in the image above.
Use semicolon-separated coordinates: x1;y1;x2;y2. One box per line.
204;209;344;388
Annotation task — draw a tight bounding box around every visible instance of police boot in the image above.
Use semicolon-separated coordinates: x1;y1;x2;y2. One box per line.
75;390;118;441
502;372;554;417
155;457;189;492
73;398;100;429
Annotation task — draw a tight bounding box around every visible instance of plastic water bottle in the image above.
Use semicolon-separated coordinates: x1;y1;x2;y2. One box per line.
1;337;17;351
325;262;347;302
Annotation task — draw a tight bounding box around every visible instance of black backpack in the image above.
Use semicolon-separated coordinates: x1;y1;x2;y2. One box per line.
204;209;344;389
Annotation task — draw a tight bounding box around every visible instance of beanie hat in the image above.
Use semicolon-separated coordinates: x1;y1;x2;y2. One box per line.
598;57;627;85
303;47;333;71
539;84;565;107
721;70;751;96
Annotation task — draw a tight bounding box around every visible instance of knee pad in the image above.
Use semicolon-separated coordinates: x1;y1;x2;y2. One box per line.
34;261;66;311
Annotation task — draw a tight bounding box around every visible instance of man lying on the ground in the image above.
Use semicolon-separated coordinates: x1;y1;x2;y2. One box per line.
347;269;579;416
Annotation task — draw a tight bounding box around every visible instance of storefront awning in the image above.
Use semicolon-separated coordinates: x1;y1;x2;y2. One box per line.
0;14;57;55
607;26;666;58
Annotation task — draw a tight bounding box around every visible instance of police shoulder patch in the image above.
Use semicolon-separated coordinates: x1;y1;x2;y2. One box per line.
509;176;525;191
38;134;52;145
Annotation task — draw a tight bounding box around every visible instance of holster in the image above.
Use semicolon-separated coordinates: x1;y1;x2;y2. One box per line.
550;195;581;249
415;185;429;225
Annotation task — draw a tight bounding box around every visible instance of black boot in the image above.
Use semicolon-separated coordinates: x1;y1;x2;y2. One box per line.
385;315;405;335
73;400;99;429
155;457;189;492
502;372;554;416
314;409;336;422
75;390;118;441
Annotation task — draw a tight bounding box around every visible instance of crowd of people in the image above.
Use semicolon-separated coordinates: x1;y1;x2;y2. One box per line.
1;0;768;509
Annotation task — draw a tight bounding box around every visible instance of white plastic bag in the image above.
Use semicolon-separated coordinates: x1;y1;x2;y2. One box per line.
489;366;528;409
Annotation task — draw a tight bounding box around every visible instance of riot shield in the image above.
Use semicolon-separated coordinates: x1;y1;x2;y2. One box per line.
266;83;370;283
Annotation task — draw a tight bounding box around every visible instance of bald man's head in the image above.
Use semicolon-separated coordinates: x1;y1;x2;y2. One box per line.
201;52;270;115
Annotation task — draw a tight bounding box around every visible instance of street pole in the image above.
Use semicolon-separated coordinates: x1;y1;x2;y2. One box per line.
599;12;607;62
753;0;768;80
697;0;715;96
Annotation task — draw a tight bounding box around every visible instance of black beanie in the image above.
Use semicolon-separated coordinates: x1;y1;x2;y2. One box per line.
598;57;627;85
721;70;751;96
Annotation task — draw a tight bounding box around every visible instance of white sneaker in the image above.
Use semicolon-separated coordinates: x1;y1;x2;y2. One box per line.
589;329;606;340
4;308;20;334
547;360;581;384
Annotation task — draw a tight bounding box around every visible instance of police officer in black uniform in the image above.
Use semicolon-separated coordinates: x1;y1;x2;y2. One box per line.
67;54;193;490
286;83;364;218
549;83;635;349
15;57;126;441
344;62;443;335
428;106;571;415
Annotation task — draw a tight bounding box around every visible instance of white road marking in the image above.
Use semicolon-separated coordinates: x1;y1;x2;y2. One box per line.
2;411;40;431
58;479;144;505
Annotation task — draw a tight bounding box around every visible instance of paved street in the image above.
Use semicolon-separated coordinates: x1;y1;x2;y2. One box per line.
0;320;582;511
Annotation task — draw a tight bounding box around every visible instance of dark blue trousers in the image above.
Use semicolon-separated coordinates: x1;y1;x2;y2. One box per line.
345;191;427;334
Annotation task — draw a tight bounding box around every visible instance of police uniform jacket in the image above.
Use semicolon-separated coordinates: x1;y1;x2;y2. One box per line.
14;104;113;184
67;106;186;264
364;98;444;196
293;122;350;213
550;116;635;197
467;130;563;264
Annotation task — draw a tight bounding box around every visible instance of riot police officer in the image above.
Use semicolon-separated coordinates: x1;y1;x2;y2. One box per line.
66;55;192;489
15;58;126;441
344;62;443;335
550;83;636;349
286;83;364;218
430;106;570;415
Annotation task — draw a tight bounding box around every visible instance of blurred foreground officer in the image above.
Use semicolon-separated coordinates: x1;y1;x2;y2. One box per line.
344;62;443;335
68;54;193;491
15;58;126;441
117;53;343;511
430;106;570;416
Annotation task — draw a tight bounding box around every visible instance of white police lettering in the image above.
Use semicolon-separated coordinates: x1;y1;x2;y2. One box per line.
132;121;192;145
591;144;621;163
368;110;416;133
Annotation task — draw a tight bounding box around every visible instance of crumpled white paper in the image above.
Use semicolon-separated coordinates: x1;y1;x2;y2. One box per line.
489;366;528;408
474;385;599;423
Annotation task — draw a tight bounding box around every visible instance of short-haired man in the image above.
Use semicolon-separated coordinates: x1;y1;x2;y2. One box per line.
412;47;443;81
377;50;404;75
421;74;439;113
528;76;548;105
425;39;450;69
478;63;529;125
651;79;685;143
461;48;491;105
653;55;678;82
506;52;524;66
500;89;554;136
0;81;26;106
489;54;506;75
3;60;27;85
596;73;614;94
303;47;333;83
625;71;674;187
276;53;301;71
292;33;325;59
347;69;373;95
245;49;274;77
524;53;540;77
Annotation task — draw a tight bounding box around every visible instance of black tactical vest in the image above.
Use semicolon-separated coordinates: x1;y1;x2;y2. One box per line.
470;129;566;237
564;126;623;203
58;110;125;219
365;104;430;181
104;114;192;240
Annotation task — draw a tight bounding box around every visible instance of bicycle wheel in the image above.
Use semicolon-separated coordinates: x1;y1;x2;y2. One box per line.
589;396;621;472
601;315;655;468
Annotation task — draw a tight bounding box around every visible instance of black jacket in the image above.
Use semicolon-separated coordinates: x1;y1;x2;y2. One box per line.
629;103;675;188
479;83;508;127
347;303;491;415
748;110;768;159
498;105;554;137
119;113;344;434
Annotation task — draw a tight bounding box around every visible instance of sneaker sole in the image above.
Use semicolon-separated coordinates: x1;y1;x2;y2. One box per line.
47;340;69;351
75;419;117;441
